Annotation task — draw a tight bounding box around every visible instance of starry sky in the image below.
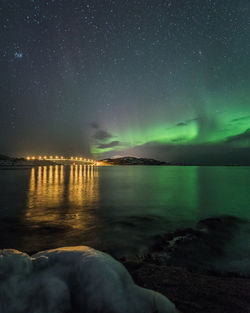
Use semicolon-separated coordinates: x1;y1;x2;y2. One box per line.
1;0;250;163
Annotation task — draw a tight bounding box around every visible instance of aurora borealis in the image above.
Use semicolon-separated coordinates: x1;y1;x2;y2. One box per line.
1;0;250;163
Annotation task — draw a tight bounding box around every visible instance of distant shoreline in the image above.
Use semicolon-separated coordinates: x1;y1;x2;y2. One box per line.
1;164;250;169
1;155;250;167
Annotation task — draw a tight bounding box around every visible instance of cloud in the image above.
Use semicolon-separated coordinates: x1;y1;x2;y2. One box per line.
174;117;200;128
102;139;250;165
91;123;120;153
93;130;112;141
90;122;99;129
97;141;120;149
176;122;187;127
226;128;250;143
231;116;250;123
171;137;186;143
90;122;115;144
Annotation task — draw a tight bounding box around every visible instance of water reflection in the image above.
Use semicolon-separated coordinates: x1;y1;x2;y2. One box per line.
68;165;99;229
27;166;65;216
2;165;250;255
98;166;199;223
26;165;99;229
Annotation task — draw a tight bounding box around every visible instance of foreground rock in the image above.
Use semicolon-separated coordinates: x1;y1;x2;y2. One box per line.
141;216;250;275
0;246;178;313
121;216;250;313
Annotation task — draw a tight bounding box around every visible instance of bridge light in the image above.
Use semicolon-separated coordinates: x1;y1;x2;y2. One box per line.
32;156;35;160
76;157;78;160
44;156;47;159
80;157;82;161
38;156;42;160
61;156;64;159
50;156;53;159
71;157;73;160
26;156;30;160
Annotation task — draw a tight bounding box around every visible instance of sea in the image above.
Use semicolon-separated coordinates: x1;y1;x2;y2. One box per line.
1;165;250;272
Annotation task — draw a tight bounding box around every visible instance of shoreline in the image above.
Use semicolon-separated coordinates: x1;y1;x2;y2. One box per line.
1;164;250;170
122;260;250;313
120;216;250;312
4;215;250;313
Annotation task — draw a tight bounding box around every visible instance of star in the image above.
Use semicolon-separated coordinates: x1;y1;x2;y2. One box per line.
14;52;23;59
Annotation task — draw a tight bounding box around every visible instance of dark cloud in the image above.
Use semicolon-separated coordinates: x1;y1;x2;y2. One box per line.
97;141;120;149
174;114;218;143
116;141;250;165
226;128;250;143
175;117;200;128
93;130;112;141
176;122;187;127
230;116;250;123
171;137;186;142
90;122;99;129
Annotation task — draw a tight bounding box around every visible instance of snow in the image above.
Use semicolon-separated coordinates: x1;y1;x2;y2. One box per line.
0;246;178;313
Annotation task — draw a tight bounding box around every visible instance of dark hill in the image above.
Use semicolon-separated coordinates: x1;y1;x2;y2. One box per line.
100;156;167;165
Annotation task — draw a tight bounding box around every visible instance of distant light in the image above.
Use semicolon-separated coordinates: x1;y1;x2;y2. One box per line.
44;156;47;159
61;156;64;159
32;156;35;160
71;157;73;160
26;156;30;160
38;156;42;160
80;157;82;161
76;157;78;160
49;156;53;159
55;156;58;159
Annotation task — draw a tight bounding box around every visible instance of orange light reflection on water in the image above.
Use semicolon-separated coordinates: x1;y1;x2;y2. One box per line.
26;165;99;230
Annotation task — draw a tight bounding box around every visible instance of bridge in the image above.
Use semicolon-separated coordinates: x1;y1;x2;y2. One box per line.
26;156;97;165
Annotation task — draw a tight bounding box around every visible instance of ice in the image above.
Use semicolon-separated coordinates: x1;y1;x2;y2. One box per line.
0;246;178;313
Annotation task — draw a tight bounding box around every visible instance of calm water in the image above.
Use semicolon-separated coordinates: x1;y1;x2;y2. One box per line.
0;165;250;257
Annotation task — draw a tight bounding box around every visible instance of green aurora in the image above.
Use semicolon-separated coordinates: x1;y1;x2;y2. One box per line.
91;91;250;156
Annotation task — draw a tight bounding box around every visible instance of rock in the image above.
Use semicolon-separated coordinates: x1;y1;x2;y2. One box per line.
0;246;178;313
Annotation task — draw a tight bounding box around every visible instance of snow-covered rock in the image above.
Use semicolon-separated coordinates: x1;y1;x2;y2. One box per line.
0;246;178;313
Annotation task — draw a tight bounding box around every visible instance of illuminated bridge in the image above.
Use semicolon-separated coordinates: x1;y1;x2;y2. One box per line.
26;156;97;165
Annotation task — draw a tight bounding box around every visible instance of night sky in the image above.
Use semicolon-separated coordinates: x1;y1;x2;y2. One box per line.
1;0;250;163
